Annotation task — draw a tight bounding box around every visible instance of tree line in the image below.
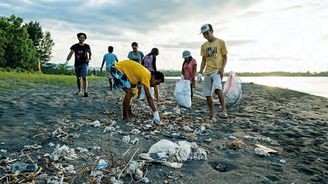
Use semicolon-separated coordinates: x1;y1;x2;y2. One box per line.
0;15;54;70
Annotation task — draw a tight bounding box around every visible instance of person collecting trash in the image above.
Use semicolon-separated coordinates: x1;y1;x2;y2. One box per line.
110;59;165;126
198;23;228;118
181;50;197;99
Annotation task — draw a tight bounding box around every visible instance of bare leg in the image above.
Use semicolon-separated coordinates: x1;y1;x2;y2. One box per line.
123;88;133;120
206;96;215;117
215;89;227;113
109;79;113;90
137;85;142;99
76;77;81;93
82;77;88;93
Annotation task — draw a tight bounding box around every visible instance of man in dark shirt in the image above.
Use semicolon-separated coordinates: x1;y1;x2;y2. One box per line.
66;32;92;97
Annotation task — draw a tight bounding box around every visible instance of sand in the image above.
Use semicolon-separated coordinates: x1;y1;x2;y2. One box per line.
0;78;327;183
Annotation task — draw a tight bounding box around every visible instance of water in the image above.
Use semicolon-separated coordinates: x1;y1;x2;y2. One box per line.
166;76;328;98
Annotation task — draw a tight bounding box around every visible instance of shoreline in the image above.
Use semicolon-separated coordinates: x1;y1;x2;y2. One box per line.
166;76;328;99
0;79;327;183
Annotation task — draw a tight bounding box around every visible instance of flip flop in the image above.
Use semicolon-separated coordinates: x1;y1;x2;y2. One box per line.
218;112;228;119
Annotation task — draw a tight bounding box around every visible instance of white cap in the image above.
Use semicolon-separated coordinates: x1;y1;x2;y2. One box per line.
200;24;212;33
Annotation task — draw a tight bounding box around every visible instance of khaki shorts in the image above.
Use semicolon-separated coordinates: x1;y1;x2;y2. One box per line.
202;71;222;96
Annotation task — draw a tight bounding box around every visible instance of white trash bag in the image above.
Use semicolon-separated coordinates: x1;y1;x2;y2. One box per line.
139;86;154;100
174;80;191;108
223;71;242;106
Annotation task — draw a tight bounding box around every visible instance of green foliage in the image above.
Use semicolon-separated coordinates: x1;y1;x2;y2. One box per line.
0;15;54;70
25;21;54;64
39;31;54;63
0;70;103;89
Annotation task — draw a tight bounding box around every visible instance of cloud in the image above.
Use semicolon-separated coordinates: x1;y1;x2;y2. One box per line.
239;56;301;61
0;0;258;36
226;39;256;47
156;41;202;49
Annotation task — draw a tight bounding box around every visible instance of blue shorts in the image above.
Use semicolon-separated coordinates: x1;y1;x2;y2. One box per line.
75;63;88;77
110;65;131;89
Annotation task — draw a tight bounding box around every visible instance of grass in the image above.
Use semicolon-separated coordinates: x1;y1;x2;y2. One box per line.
0;71;103;89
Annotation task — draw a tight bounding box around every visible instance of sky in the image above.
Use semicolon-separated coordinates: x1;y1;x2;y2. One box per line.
0;0;327;72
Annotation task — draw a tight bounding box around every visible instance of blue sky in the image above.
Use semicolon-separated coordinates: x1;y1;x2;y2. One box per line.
1;0;327;72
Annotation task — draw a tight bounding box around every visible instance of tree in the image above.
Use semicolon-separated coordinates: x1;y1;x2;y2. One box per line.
26;21;54;64
0;15;38;69
0;29;7;67
39;31;55;63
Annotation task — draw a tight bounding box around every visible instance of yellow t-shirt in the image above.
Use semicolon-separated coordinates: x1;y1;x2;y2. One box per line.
200;38;227;74
114;60;151;88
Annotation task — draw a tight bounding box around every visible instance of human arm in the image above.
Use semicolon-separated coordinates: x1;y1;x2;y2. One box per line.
199;56;206;74
152;55;157;71
88;49;92;61
140;52;144;62
66;50;74;61
197;56;206;81
144;86;157;112
100;58;105;73
192;62;197;79
219;55;227;79
144;85;160;123
141;57;144;65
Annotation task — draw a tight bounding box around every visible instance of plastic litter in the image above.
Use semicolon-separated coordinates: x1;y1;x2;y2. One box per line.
51;144;78;161
223;71;242;106
140;139;207;168
89;120;101;127
254;144;277;156
96;159;108;169
11;163;38;173
174;80;191;108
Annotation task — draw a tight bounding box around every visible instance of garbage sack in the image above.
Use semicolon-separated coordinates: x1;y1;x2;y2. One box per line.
174;80;191;108
223;71;242;106
139;85;154;100
146;139;207;162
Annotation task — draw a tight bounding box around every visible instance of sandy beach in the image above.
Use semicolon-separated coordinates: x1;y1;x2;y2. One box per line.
0;78;327;183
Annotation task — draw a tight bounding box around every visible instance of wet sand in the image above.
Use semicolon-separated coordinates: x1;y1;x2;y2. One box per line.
0;78;327;183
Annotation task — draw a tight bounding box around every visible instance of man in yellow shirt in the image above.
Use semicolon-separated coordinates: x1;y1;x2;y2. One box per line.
198;24;228;118
111;60;165;124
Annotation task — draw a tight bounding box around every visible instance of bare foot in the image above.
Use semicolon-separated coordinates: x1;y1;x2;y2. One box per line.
209;110;216;117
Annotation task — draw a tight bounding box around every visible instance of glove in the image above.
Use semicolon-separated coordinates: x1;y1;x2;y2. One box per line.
197;73;203;82
180;75;184;80
152;111;160;125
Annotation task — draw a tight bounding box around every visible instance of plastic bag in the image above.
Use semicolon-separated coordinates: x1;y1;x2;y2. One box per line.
223;71;242;106
139;86;154;100
174;80;191;108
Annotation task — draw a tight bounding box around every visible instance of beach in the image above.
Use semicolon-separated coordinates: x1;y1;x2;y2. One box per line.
0;78;328;183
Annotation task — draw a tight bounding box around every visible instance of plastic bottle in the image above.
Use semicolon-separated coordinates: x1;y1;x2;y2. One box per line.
11;163;38;173
96;159;108;169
